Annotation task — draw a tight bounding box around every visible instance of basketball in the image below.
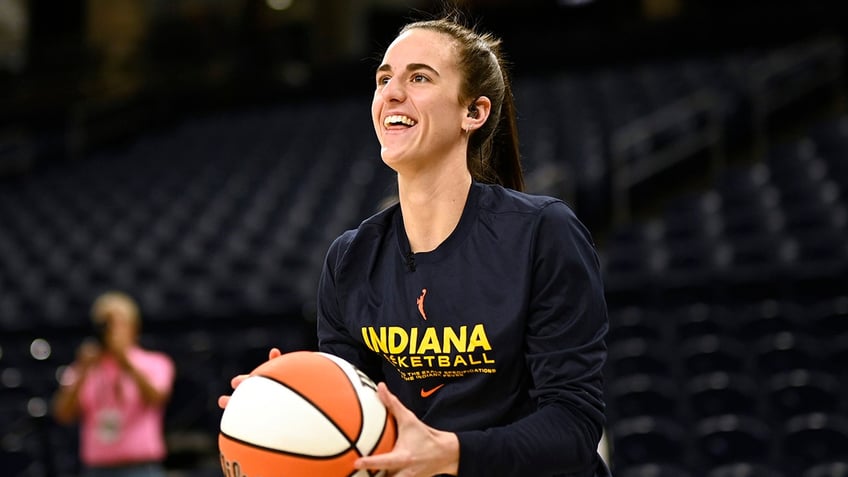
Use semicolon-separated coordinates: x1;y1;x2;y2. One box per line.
218;351;397;477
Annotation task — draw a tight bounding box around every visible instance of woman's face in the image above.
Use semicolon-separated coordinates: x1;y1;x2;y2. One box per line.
95;299;137;350
372;28;468;173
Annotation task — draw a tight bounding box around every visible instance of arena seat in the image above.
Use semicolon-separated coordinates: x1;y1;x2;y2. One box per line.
679;334;748;376
780;413;848;472
610;416;688;468
728;299;802;342
606;307;663;347
765;369;841;421
686;371;760;420
609;374;680;421
606;337;673;379
752;331;820;376
694;414;772;467
674;303;730;341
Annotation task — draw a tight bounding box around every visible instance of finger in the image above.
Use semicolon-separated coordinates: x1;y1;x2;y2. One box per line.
268;348;282;360
376;382;415;422
230;374;249;390
218;395;230;409
354;450;408;472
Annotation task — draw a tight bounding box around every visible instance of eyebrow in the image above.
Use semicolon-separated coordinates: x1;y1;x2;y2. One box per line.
376;63;441;77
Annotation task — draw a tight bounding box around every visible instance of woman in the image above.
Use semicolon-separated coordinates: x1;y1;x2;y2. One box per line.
223;15;609;477
53;291;175;477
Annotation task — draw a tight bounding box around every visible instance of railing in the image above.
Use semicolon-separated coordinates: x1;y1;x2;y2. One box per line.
610;88;725;224
610;37;844;225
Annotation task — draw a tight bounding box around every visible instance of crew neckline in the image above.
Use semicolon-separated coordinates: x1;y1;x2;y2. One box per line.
395;181;481;267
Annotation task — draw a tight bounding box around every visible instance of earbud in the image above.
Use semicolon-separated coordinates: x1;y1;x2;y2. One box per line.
467;103;478;119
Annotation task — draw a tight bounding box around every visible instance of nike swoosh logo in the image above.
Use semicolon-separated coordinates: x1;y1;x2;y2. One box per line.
420;384;445;398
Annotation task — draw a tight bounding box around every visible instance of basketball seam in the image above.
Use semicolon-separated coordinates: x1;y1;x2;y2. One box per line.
321;355;393;464
322;355;367;453
364;413;395;459
255;372;362;453
219;431;351;460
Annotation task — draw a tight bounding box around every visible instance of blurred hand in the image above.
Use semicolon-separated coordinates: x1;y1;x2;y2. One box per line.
354;382;459;477
217;347;282;409
76;339;102;370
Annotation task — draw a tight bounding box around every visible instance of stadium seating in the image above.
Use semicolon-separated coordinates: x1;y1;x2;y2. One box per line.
603;106;848;474
610;416;688;468
693;414;772;467
0;33;846;475
686;371;760;420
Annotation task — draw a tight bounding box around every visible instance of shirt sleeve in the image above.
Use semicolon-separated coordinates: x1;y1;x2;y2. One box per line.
316;230;384;382
150;353;176;395
455;201;609;476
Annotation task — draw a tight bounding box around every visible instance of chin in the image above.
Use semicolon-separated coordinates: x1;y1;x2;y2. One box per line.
379;148;405;167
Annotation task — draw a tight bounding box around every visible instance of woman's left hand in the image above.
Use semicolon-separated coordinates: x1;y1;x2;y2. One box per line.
354;382;460;477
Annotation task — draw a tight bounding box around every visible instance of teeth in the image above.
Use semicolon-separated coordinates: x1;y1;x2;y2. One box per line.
384;115;417;128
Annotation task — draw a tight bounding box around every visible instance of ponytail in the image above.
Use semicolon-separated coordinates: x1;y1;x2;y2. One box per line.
475;68;524;192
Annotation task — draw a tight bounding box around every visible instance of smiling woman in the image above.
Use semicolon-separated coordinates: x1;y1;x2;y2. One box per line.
371;20;523;197
221;12;611;477
316;14;610;477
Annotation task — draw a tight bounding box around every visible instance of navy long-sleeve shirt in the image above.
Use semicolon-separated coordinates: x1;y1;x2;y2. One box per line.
317;181;610;476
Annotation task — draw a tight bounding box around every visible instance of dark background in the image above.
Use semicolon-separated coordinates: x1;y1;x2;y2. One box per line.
3;0;847;156
2;1;848;476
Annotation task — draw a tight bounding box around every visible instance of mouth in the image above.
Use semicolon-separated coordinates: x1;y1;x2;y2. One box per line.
383;114;418;129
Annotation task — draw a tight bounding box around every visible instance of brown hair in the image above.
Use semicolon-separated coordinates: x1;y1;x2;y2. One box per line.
399;17;524;191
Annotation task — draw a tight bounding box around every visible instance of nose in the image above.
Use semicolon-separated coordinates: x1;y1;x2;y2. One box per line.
380;77;406;103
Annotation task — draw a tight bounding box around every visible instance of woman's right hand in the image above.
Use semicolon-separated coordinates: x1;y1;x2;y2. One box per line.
217;347;282;409
76;338;102;370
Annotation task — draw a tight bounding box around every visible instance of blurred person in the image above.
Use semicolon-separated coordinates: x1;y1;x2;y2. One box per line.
221;12;609;477
52;291;175;477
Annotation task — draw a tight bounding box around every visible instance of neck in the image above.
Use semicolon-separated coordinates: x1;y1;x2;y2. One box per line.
398;162;472;253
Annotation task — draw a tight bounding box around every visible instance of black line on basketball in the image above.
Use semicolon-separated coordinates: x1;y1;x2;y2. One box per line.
363;413;396;458
219;431;350;460
255;368;361;450
321;355;367;446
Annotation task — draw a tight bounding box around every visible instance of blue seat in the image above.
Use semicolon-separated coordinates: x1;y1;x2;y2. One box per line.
680;334;748;376
607;308;663;346
695;414;772;467
607;337;673;379
611;416;687;468
717;233;784;303
687;371;760;419
609;374;680;420
781;413;848;472
675;303;730;341
753;331;819;376
733;300;801;342
766;369;840;420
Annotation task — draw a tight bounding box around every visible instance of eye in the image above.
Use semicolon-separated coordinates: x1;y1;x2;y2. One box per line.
411;73;429;83
376;75;391;86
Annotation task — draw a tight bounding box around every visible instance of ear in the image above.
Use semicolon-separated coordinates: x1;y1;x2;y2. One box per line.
464;96;492;132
